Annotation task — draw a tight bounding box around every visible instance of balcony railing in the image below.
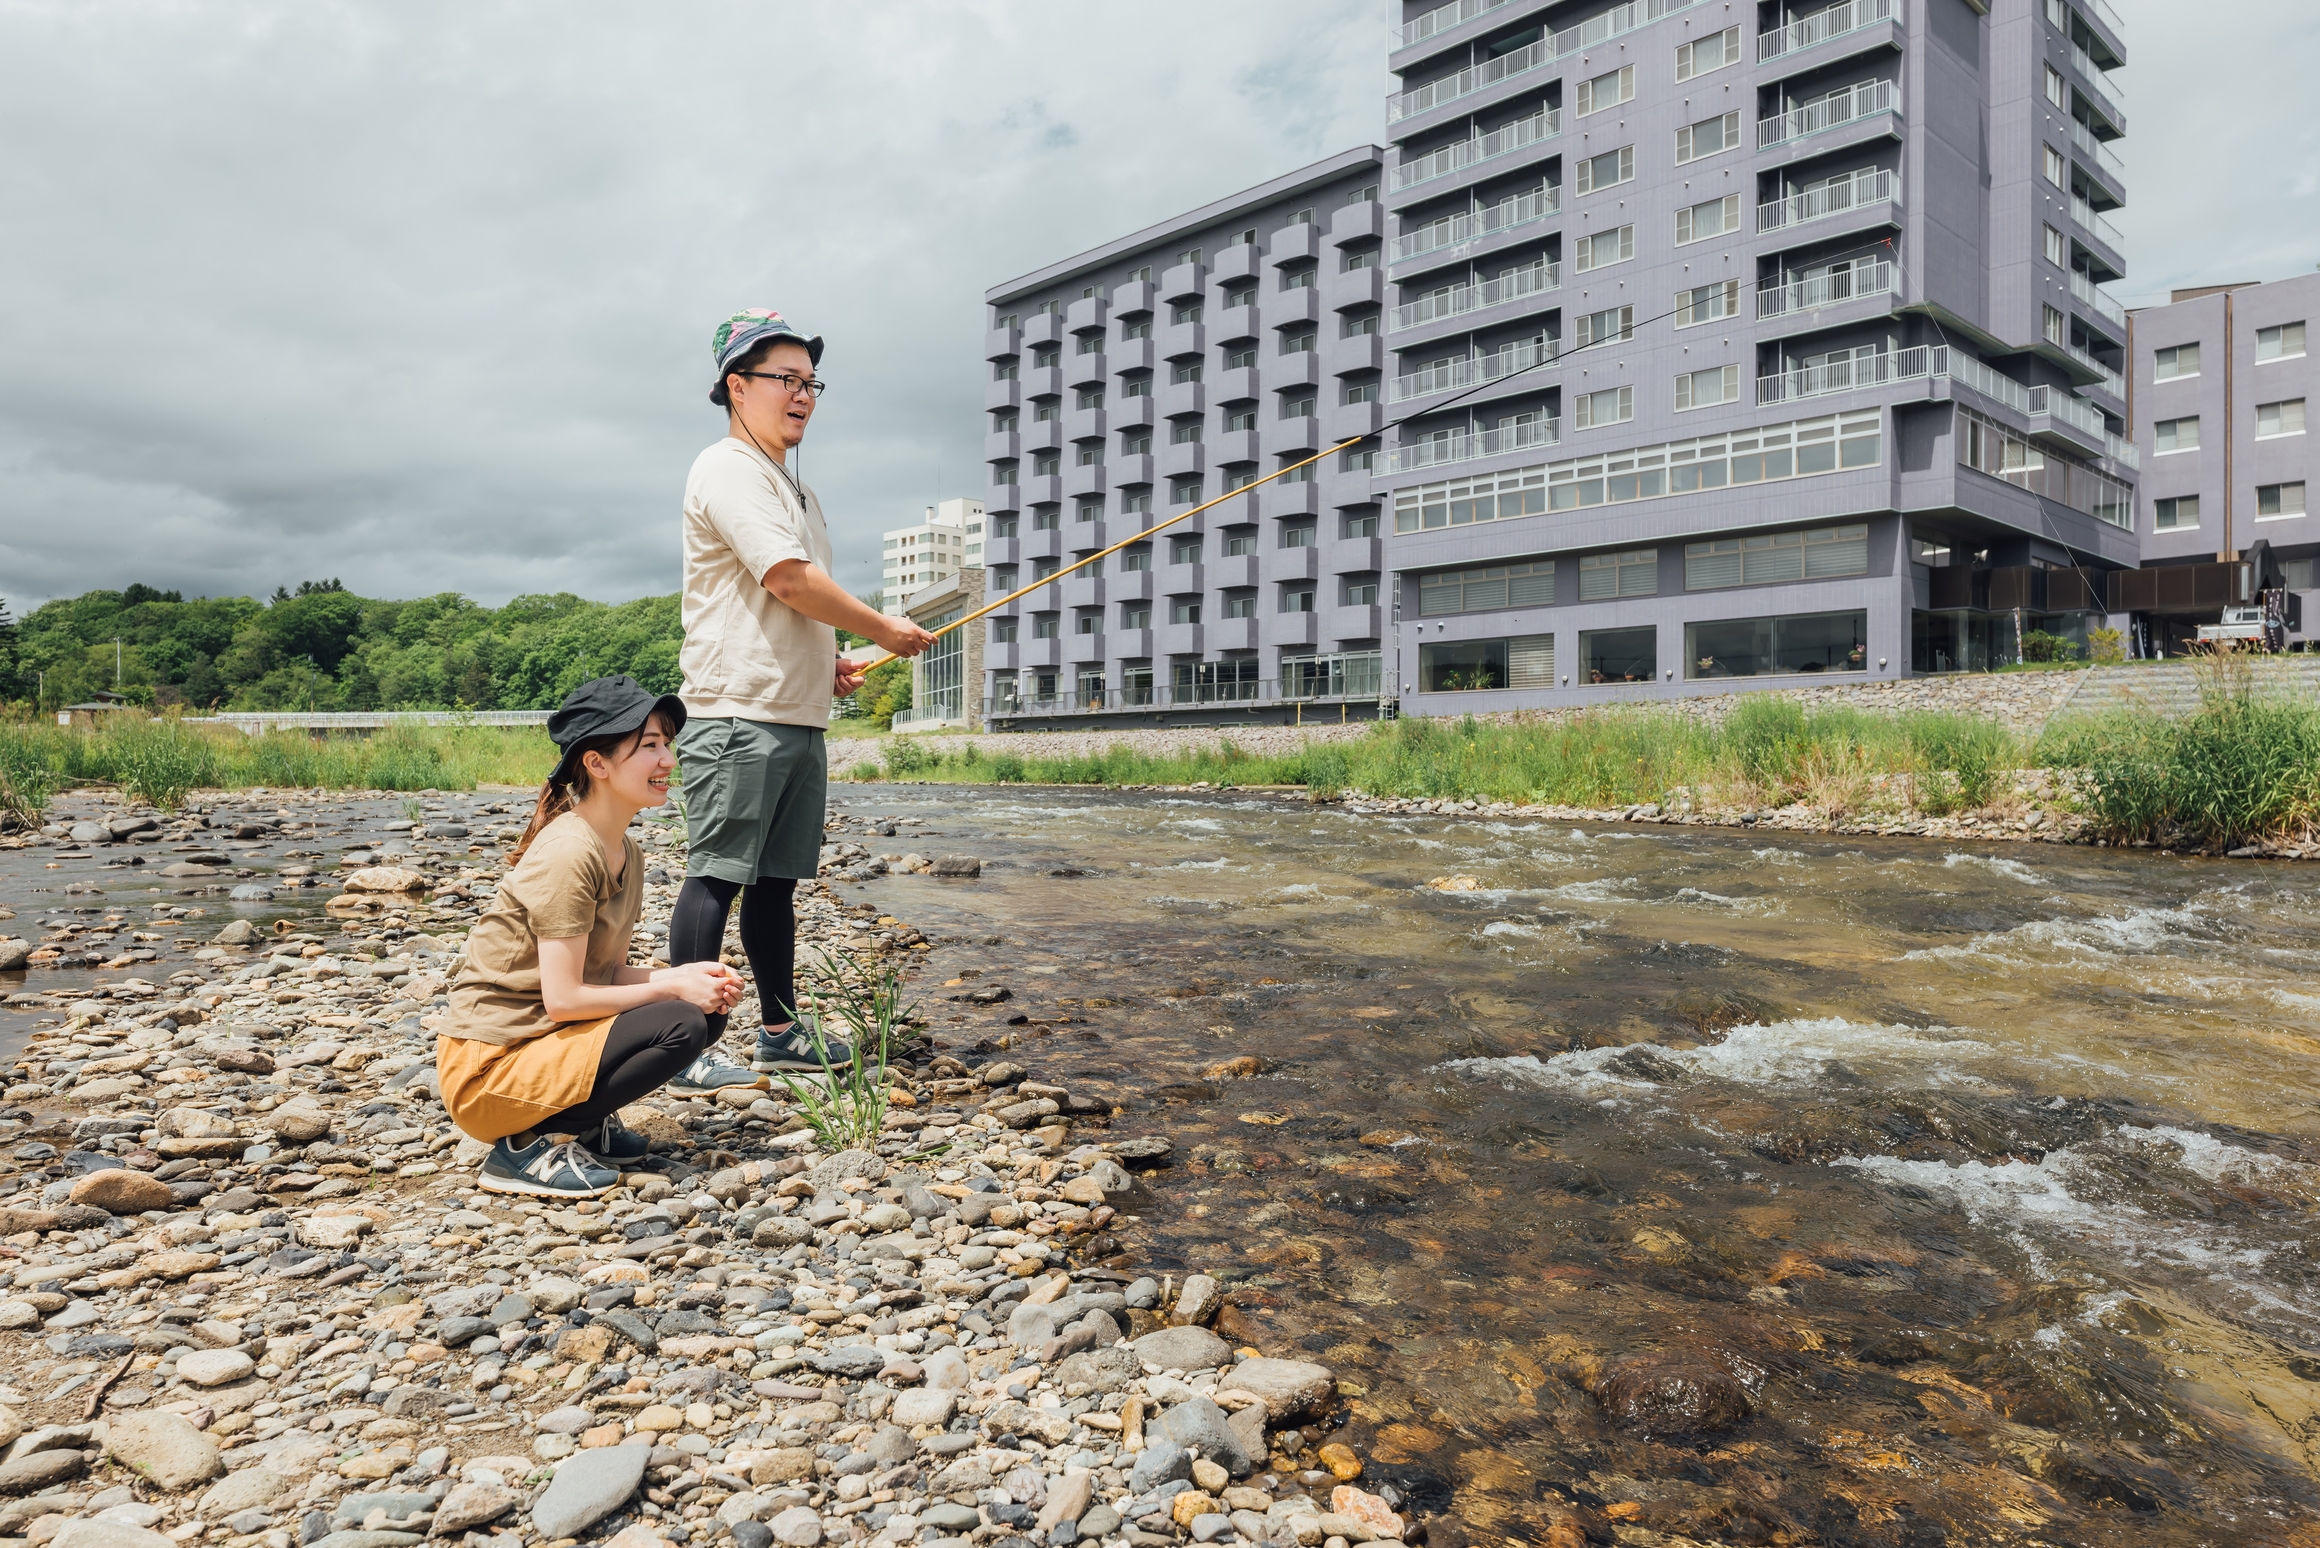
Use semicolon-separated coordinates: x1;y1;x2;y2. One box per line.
1391;260;1559;333
1759;78;1900;148
2070;268;2126;328
2028;383;2107;441
992;660;1385;719
1390;34;1551;122
1394;0;1707;58
1756;343;2033;412
1393;108;1560;192
2105;433;2139;470
2069;118;2125;189
2070;41;2125;123
1757;168;1899;234
2070;196;2125;255
1395;186;1559;263
1943;350;2033;414
1393;336;1559;402
1387;416;1560;473
1759;0;1895;62
1755;259;1899;318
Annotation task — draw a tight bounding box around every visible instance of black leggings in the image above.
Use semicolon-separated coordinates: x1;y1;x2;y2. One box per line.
668;875;798;1035
545;1001;716;1134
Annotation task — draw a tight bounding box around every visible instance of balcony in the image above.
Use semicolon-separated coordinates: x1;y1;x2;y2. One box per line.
1111;338;1155;374
2070;41;2125;129
1158;381;1206;420
1063;461;1107;499
1268;612;1320;650
1393;336;1558;403
1389;34;1553;124
1270;352;1322;391
1160;262;1205;302
1020;418;1062;454
1024;365;1061;401
1392;259;1558;333
1021;313;1061;348
1158;441;1207;479
1329;199;1384;246
1324;265;1384;311
1065;406;1107;443
1758;0;1895;62
1266;416;1323;459
1327;605;1384;646
1329;534;1383;574
2070;196;2126;260
2070;118;2125;197
1394;186;1559;266
1756;259;1899;320
984;378;1022;412
1065;351;1107;390
1209;554;1259;590
1387;416;1559;473
1755;343;2031;413
1064;295;1108;334
1758;168;1899;236
1326;332;1385;378
1263;479;1322;518
1271;288;1321;329
1111;281;1156;318
1113;452;1155;487
1392;108;1559;195
1211;244;1262;284
984;430;1021;462
1268;544;1321;582
1758;79;1900;150
1214;427;1260;465
1393;0;1710;67
1267;223;1321;267
2070;268;2125;329
2026;383;2107;455
1211;303;1258;345
1161;321;1206;360
985;325;1020;362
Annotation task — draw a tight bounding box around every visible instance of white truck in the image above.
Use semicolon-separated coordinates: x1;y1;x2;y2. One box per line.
2196;605;2267;645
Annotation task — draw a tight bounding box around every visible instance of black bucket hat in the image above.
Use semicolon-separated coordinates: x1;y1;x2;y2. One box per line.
546;676;686;786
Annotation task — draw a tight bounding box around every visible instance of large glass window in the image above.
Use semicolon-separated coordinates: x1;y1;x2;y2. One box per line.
1579;550;1656;599
1418;561;1555;615
1686;610;1868;678
1580;626;1657;684
2154;495;2198;530
1684;524;1868;590
1417;637;1550;692
1956;407;2131;528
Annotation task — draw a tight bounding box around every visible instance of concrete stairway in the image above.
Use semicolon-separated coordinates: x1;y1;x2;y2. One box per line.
2057;657;2320;721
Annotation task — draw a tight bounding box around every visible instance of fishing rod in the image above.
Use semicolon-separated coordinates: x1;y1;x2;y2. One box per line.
861;290;1711;671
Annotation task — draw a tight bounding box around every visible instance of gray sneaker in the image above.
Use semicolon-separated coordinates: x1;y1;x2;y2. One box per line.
477;1135;618;1199
754;1018;861;1073
666;1041;767;1096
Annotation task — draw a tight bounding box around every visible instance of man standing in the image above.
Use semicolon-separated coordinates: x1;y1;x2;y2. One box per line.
664;309;933;1085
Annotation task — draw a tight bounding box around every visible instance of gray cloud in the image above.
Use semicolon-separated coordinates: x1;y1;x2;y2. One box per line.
0;0;2302;613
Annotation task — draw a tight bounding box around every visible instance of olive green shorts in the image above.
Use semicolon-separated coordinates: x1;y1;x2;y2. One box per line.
672;717;826;884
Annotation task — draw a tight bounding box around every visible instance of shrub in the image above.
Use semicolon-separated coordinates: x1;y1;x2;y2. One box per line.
1724;698;1811;792
989;752;1027;783
847;761;881;782
883;739;930;776
2086;626;2127;665
2021;630;2081;664
108;719;212;810
1902;712;2011;811
0;727;58;826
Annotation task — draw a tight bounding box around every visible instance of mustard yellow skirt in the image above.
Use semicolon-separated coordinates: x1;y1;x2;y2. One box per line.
437;1018;614;1142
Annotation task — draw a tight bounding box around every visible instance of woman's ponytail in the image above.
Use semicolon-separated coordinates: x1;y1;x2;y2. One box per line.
507;777;575;866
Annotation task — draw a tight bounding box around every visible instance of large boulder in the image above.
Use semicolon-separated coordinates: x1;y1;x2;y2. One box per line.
1155;1396;1255;1478
1129;1325;1232;1372
1225;1358;1334;1421
1592;1356;1755;1436
529;1445;648;1539
103;1411;222;1492
69;1171;178;1215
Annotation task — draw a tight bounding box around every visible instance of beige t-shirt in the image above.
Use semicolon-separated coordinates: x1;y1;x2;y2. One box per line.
445;812;645;1047
679;437;839;728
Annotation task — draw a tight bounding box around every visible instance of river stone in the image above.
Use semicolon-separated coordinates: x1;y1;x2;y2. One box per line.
1173;1274;1221;1327
437;1316;492;1349
104;1411;222;1492
1053;1347;1140;1393
381;1386;452;1419
751;1217;814;1249
176;1349;256;1387
487;1294;532;1327
70;1170;178;1214
529;1444;648;1538
1131;1326;1231;1372
592;1309;656;1352
433;1482;520;1534
1128;1440;1191;1493
1007;1301;1061;1350
1227;1358;1334;1421
51;1523;177;1548
921;1346;970;1391
529;1277;582;1314
859;1202;911;1232
803;1149;885;1190
745;1449;814;1486
1594;1357;1754;1436
808;1345;885;1379
768;1506;821;1547
1156;1397;1255;1478
918;1504;980;1533
0;1447;86;1493
536;1406;594;1435
297;1215;372;1251
266;1101;332;1143
198;1466;290;1518
889;1389;954;1428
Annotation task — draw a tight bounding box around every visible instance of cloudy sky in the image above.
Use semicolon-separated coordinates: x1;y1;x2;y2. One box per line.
1;0;2312;613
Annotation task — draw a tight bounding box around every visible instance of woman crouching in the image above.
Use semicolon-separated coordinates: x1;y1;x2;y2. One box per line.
438;674;763;1198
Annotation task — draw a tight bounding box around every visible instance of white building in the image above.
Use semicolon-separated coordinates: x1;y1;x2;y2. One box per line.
879;498;985;614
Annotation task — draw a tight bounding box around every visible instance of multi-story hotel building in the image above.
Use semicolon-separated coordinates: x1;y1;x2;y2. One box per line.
877;498;983;616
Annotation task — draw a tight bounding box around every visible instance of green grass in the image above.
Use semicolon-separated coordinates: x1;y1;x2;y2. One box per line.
0;714;556;813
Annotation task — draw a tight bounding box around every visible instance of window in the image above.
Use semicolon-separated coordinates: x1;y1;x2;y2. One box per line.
992;410;1019;432
2258;482;2308;519
1075;613;1099;635
1687;610;1868;678
2044;225;2067;266
1171;301;1204;325
2154;416;2199;454
1171;419;1203;444
1033;402;1060;423
1222;282;1256;309
1344;381;1379;404
1171;598;1203;624
1343;509;1379;538
1121;318;1152;341
1574;385;1634;429
1077;332;1103;355
2258;399;2308;439
993;464;1019;486
1122;432;1151;456
1224;469;1258;494
1674;26;1739;80
1342;312;1380;337
1674;195;1740;245
994;312;1019;330
1033;344;1059;367
2043;145;2065;186
993;360;1018;381
990;616;1018;643
2044;64;2066;108
1674;112;1740;164
1225;347;1257;371
1674;281;1740;329
1579;626;1657;684
1675;364;1740;411
1077;446;1100;466
1176;247;1203;267
1342;248;1377;271
1575;226;1634;272
1033;557;1060;579
1576;65;1634;116
1909;536;1950;566
1227;227;1257;246
1281;394;1316;419
1343;577;1379;606
1576;305;1633;348
1033;453;1059;476
1419;637;1550;693
992;516;1018;538
1580;549;1656;600
1120;547;1150;572
1223;530;1258;556
1076;386;1105;409
1289;207;1314;225
1221;592;1255;618
1280;521;1316;549
1281;327;1317;354
1120;602;1150;630
1120;489;1150;513
2257;322;2307;361
1125;266;1152;284
1171;361;1204;384
1170;537;1202;564
1076;499;1102;522
1280;267;1315;291
992;564;1019;591
2154;343;2199;380
1343;445;1378;472
2043;304;2067;345
1684;524;1868;589
1346;184;1378;204
1224;409;1256;433
1168;476;1206;505
1279;586;1316;614
1032;615;1059;639
1419;561;1555;615
1575;146;1633;195
1035;300;1061;316
1122;376;1151;398
2153;495;2199;531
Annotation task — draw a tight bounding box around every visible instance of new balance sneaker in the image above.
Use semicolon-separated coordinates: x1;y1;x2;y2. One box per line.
666;1040;768;1096
477;1134;618;1199
753;1017;862;1073
574;1114;652;1164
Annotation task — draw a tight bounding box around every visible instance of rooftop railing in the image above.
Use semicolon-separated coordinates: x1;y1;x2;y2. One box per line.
1394;186;1559;263
1391;259;1560;332
1393;337;1560;402
1758;0;1895;61
1758;78;1900;149
2070;196;2125;254
1392;108;1560;192
1757;167;1899;234
2070;267;2126;328
1755;258;1898;318
1387;416;1560;473
2070;118;2125;189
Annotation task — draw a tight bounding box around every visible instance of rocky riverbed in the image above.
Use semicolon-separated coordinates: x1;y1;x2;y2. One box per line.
0;792;1416;1548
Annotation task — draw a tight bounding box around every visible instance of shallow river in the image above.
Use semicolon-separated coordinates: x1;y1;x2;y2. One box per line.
848;785;2320;1547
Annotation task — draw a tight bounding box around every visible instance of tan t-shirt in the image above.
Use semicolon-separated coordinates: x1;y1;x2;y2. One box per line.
445;811;644;1047
679;437;839;728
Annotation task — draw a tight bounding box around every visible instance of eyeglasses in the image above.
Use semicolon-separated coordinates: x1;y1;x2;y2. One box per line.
735;370;827;399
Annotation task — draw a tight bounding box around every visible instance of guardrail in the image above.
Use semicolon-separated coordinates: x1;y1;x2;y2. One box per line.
1758;79;1899;149
1392;109;1559;193
1759;0;1895;61
1391;259;1559;332
1387;417;1560;473
187;711;554;735
1755;259;1898;319
1393;337;1559;402
992;670;1385;720
1394;186;1558;264
1758;168;1898;234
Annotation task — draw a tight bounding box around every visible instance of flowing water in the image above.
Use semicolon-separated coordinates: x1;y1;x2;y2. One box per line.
844;785;2320;1547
